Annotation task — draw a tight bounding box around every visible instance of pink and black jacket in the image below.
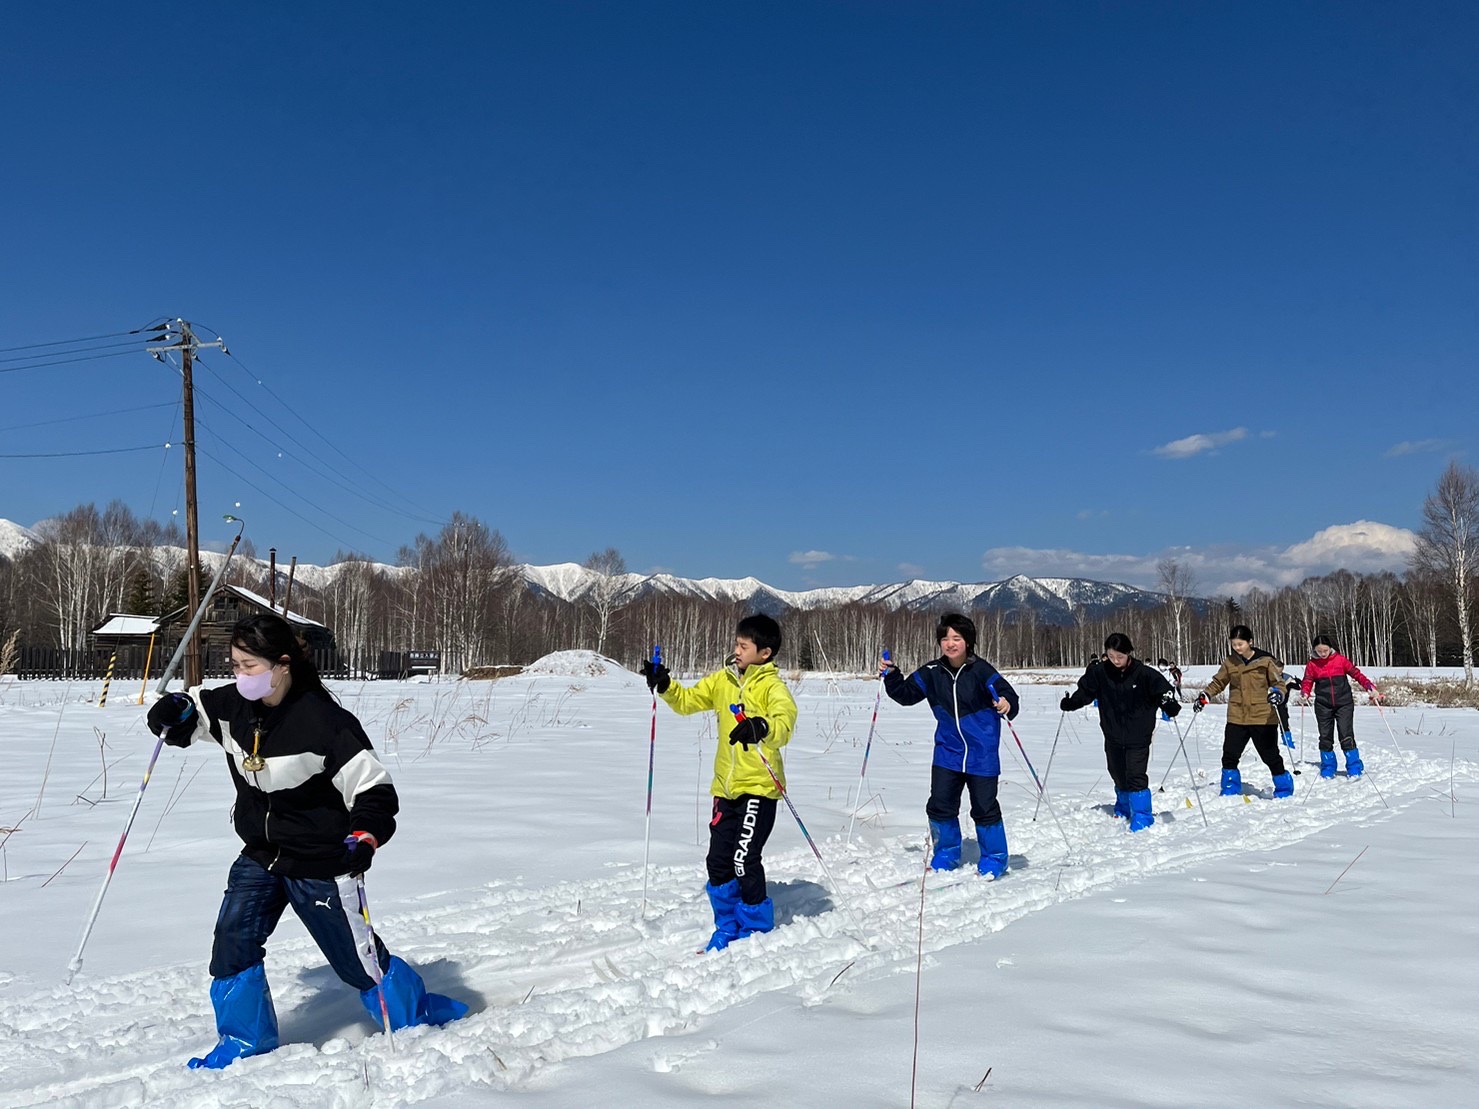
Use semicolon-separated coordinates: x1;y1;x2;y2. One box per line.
1300;652;1374;711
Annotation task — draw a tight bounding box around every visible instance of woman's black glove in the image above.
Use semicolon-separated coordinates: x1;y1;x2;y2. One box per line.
342;833;377;876
147;693;196;743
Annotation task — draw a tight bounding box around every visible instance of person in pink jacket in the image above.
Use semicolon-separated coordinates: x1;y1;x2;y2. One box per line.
1299;635;1377;779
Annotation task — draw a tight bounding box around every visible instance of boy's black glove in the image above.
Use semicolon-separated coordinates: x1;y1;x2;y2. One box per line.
342;833;377;876
729;716;769;749
1161;692;1181;718
639;659;670;694
1192;694;1209;713
147;693;196;743
1059;695;1075;712
1267;687;1285;706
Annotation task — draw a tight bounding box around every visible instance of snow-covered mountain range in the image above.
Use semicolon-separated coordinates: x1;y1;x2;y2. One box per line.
0;518;1173;623
516;563;1171;622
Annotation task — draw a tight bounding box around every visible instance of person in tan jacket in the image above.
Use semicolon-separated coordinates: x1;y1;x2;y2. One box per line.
1191;624;1295;799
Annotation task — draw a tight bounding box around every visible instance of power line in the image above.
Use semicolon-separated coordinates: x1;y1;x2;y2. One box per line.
190;372;446;529
192;354;446;527
0;321;166;355
146;402;182;520
0;338;154;364
0;348;150;375
195;440;395;556
0;401;175;434
0;445;163;458
191;336;447;526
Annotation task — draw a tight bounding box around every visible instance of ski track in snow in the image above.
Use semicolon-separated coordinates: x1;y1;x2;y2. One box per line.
0;744;1461;1108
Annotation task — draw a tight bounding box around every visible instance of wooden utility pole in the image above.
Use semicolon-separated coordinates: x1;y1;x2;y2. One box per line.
181;330;200;685
149;319;225;687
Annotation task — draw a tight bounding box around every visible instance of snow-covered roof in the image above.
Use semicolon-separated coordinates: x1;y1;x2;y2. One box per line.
91;613;160;637
222;584;325;628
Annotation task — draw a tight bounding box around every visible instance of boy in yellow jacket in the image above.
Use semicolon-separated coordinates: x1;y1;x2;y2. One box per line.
643;614;798;951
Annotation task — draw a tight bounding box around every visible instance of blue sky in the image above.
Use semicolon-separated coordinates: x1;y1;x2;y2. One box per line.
2;1;1474;595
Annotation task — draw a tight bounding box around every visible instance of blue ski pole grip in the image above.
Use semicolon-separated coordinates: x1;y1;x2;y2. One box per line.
651;644;662;667
882;649;891;662
728;704;746;722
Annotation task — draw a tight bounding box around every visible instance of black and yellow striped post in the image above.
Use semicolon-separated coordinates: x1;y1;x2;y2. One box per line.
98;652;117;708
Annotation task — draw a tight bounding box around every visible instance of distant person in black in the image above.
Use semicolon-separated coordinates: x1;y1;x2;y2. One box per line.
1062;634;1178;831
1157;658;1185;701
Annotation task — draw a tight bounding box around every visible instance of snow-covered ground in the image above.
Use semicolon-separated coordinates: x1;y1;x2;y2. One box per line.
1;659;1475;1107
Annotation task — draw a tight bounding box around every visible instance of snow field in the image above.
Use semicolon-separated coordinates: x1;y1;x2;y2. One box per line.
0;662;1476;1106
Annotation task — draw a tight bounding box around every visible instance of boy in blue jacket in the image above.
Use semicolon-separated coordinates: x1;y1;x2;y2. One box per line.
881;613;1020;878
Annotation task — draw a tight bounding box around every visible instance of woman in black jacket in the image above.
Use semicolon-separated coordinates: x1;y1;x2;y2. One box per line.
146;613;467;1069
1060;633;1179;831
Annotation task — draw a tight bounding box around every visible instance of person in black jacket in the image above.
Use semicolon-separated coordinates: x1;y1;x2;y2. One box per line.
880;613;1020;879
146;613;467;1069
1061;633;1178;831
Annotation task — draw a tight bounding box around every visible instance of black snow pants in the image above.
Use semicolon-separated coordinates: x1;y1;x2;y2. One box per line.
707;795;777;904
1222;723;1286;775
1105;742;1152;792
1314;702;1357;752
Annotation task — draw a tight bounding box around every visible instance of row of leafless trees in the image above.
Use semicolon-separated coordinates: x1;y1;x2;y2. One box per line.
3;464;1477;684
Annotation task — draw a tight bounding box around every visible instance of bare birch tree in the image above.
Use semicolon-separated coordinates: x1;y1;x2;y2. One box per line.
582;547;629;656
1156;559;1195;664
1410;462;1479;686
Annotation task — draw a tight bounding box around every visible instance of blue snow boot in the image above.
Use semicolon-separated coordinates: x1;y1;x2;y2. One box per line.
1272;772;1294;798
1127;789;1155;832
1219;769;1242;797
975;822;1008;880
928;819;963;871
360;956;470;1030
734;897;775;939
1112;790;1131;819
1344;747;1364;778
1320;751;1337;779
704;879;742;951
188;963;279;1069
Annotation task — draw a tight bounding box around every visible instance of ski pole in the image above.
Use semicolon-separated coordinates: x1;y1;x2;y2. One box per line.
1169;715;1209;828
1299;700;1306;768
988;683;1074;855
1272;686;1300;775
728;704;861;932
1371;691;1404;757
1156;709;1194;792
66;516;245;984
845;649;889;847
1032;711;1067;822
350;872;395;1053
640;644;661;920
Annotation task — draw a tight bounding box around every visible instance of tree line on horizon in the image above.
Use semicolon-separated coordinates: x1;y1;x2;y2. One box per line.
2;465;1475;685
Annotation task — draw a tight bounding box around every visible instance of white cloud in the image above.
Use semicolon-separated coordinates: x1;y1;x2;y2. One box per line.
1280;521;1416;570
788;549;837;569
1384;439;1451;458
1152;427;1248;459
981;519;1417;597
897;562;925;578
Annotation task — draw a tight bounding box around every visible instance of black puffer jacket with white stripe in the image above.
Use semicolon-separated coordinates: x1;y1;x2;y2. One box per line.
169;684;398;877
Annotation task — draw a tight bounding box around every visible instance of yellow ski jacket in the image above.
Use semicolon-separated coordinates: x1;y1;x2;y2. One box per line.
662;659;798;800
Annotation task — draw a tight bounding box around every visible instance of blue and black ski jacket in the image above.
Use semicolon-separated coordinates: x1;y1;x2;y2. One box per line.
884;656;1020;776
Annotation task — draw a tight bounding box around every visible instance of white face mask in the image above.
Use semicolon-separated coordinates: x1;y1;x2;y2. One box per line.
235;667;276;701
